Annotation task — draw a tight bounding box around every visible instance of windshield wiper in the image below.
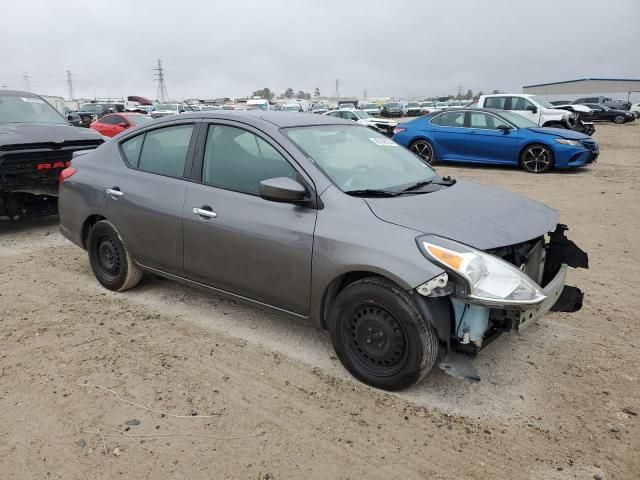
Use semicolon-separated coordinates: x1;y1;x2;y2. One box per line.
400;176;457;193
344;189;400;197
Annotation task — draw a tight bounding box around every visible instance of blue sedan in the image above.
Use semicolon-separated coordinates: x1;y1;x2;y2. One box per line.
392;108;599;173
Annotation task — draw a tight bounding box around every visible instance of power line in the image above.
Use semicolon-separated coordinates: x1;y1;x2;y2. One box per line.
153;59;169;102
66;70;74;100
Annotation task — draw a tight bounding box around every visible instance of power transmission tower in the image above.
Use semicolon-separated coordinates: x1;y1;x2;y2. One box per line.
154;59;169;103
22;73;30;91
363;89;367;99
334;78;340;99
66;70;74;100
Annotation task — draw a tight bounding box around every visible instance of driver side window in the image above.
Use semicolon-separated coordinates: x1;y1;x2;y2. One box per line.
510;97;533;111
202;125;297;195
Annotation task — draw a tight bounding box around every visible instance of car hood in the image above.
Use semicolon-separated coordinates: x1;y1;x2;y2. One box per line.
527;127;590;140
361;118;395;125
0;122;103;147
364;180;558;250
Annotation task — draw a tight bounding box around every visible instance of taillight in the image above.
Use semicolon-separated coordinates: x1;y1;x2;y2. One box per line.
392;127;406;135
59;167;78;184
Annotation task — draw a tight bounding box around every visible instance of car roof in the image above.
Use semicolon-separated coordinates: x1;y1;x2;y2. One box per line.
151;110;349;128
0;89;40;98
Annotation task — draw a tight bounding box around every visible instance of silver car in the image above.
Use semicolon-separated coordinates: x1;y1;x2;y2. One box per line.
58;111;588;391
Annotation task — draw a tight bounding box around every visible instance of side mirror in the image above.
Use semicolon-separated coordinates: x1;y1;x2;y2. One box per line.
259;177;307;203
497;124;512;132
526;105;538;114
118;122;128;128
67;113;82;127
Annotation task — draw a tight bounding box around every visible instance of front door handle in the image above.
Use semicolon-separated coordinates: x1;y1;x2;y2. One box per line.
193;206;217;219
106;187;124;198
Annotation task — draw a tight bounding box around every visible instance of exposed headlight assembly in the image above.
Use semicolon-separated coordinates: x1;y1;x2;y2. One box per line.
417;235;546;307
555;138;582;147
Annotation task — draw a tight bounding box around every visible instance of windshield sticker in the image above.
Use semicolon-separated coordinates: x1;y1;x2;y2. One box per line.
369;137;397;146
21;97;45;103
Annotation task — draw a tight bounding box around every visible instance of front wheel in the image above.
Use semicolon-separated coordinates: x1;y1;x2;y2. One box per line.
614;115;626;124
520;143;554;173
88;220;142;291
329;277;440;391
409;139;435;164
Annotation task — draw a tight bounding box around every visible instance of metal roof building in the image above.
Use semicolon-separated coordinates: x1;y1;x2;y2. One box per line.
523;78;640;101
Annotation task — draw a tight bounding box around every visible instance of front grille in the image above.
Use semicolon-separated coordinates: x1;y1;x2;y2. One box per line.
581;140;598;152
0;139;102;152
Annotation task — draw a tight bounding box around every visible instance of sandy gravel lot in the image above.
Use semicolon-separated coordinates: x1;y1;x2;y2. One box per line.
1;122;638;479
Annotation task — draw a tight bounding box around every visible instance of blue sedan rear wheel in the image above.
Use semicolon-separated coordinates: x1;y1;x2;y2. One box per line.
520;144;554;173
409;139;434;164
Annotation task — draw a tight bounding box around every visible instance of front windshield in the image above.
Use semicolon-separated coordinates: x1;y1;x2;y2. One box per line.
386;103;399;108
361;104;376;109
80;104;102;112
354;110;370;118
0;94;67;124
496;111;539;128
282;106;300;111
408;102;419;107
156;104;178;111
421;102;434;107
285;125;437;192
528;95;556;109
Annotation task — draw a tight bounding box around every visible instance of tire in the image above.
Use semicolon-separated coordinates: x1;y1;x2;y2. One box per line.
87;220;142;291
409;139;435;164
329;277;440;391
614;115;626;124
520;143;554;173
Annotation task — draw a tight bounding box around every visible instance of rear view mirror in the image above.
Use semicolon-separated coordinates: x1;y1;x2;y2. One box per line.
526;105;538;114
259;177;307;202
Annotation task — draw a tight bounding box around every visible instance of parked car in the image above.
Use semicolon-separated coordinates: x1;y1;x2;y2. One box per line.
281;103;303;112
392;108;599;173
151;103;188;118
311;107;328;114
89;112;152;137
381;102;403;117
549;100;573;106
405;102;422;116
420;101;441;115
477;94;594;134
630;103;640;118
58;110;587;390
580;103;636;124
324;108;397;136
572;96;631;111
358;102;380;116
79;103;124;119
0;90;103;219
64;106;94;127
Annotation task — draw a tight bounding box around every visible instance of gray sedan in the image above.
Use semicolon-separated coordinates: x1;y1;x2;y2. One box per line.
58;111;588;390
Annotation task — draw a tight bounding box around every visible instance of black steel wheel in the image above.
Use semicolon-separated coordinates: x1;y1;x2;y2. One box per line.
88;220;142;291
520;143;554;173
329;277;441;391
409;139;434;164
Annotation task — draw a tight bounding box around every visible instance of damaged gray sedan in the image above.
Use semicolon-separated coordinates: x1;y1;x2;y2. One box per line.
58;111;588;391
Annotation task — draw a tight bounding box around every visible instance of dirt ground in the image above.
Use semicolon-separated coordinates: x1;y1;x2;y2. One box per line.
1;122;638;479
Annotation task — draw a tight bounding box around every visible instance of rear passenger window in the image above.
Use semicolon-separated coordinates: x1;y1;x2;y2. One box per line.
485;97;506;109
138;125;193;177
437;111;465;127
120;134;144;167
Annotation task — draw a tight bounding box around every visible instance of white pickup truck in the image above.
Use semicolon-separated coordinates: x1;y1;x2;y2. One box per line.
477;94;593;134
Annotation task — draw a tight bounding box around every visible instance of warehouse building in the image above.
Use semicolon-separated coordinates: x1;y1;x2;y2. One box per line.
522;78;640;103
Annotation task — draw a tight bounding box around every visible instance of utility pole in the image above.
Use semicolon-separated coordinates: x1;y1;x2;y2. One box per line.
22;73;30;91
154;59;169;103
66;70;74;100
363;89;367;99
334;78;340;99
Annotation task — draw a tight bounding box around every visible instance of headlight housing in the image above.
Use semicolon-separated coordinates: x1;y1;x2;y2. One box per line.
555;138;582;147
417;235;546;307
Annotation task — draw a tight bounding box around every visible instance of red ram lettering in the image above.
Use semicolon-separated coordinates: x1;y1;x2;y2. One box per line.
37;161;72;171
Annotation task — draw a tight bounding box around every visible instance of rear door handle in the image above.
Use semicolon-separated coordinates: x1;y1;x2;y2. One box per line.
106;187;124;198
193;206;217;219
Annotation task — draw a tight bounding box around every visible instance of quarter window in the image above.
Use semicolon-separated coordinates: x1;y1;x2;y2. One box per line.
485;96;506;109
437;111;465;127
202;125;297;195
137;125;193;177
120;134;144;167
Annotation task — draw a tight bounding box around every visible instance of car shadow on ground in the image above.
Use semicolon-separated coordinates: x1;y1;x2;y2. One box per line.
0;215;59;234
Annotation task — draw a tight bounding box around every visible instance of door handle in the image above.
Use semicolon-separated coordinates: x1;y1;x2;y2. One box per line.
106;187;124;198
193;206;217;219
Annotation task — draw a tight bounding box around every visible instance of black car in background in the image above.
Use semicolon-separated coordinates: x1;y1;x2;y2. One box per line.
78;102;125;119
0;90;103;219
581;103;636;124
381;102;402;117
573;96;631;111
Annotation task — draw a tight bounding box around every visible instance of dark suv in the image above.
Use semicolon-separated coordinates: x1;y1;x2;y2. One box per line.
0;90;103;218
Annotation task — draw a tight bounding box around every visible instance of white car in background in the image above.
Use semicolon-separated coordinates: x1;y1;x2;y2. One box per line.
630;103;640;118
324;108;397;136
150;103;190;118
419;101;442;115
281;103;303;112
358;102;380;116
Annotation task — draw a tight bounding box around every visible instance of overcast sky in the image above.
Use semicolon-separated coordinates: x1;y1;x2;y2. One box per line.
1;0;638;101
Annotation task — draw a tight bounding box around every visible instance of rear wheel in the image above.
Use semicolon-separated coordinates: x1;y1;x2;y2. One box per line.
614;115;626;124
409;139;435;164
520;143;554;173
88;220;142;291
329;277;440;391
